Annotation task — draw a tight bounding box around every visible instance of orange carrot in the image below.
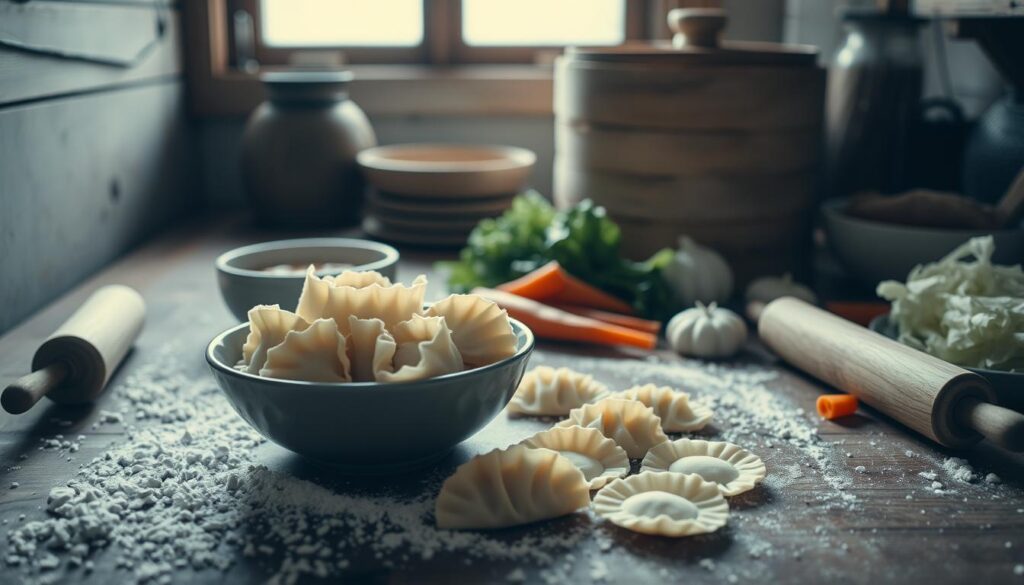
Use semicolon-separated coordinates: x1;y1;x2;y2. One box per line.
825;302;890;327
474;288;656;350
497;261;565;300
497;261;635;315
552;304;662;334
817;394;859;420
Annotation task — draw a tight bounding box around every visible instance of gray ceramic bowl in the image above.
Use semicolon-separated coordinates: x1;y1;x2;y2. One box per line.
215;238;399;321
206;318;535;472
822;199;1024;286
870;314;1023;412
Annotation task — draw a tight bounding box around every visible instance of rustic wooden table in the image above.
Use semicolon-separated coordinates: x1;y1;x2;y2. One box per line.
1;218;1022;585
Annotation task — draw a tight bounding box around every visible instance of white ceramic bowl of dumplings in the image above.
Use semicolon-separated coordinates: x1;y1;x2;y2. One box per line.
215;238;400;321
206;318;535;472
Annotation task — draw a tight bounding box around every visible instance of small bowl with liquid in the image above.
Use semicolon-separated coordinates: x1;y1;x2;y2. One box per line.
215;238;399;321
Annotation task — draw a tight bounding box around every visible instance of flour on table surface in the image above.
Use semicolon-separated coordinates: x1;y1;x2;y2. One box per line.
4;345;1019;584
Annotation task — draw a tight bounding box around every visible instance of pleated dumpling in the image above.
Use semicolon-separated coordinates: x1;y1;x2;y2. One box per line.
521;426;629;489
616;384;713;433
377;315;463;382
260;318;351;383
296;267;426;335
330;269;391;288
346;316;397;382
507;366;609;416
435;444;590;530
240;305;309;374
556;398;668;459
641;439;765;496
593;471;729;537
426;294;516;367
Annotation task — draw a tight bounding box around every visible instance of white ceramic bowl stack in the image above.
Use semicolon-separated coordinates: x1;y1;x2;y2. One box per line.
357;144;536;246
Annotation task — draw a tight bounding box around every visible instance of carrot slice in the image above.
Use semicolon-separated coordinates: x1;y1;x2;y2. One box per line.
817;394;859;420
497;261;635;315
473;288;656;350
551;304;662;334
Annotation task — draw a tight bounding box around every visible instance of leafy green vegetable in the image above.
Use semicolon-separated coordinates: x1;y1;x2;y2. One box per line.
441;191;679;320
877;236;1024;371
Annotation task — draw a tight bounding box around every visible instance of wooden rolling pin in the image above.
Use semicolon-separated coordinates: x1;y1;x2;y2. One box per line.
2;285;145;414
759;297;1024;451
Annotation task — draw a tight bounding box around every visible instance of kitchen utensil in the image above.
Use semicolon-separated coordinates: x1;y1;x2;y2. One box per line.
357;144;535;198
554;8;824;284
822;199;1024;285
759;297;1024;451
870;314;1024;412
206;318;535;472
215;238;400;322
2;285;145;414
241;71;377;228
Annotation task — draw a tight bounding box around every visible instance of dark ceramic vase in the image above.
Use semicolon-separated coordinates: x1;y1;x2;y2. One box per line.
241;71;377;227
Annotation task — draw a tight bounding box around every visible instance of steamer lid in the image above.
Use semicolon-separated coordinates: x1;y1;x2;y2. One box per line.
567;8;818;68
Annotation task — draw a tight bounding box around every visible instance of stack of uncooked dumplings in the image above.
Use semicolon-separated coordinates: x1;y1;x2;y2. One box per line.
436;366;767;537
237;268;518;382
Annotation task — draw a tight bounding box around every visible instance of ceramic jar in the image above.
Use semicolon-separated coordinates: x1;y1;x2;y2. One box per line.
242;71;377;227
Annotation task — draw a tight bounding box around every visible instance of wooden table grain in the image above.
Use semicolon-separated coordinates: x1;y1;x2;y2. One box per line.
1;217;1022;585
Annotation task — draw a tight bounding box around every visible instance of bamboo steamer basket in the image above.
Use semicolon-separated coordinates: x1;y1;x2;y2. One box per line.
554;8;825;283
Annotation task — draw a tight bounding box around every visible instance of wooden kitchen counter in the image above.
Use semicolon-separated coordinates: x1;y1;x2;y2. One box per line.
1;217;1022;584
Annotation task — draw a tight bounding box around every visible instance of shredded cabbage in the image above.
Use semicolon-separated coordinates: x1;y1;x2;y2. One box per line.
876;236;1024;372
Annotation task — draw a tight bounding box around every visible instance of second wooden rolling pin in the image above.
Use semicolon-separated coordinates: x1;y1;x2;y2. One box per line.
759;297;1024;451
1;285;145;414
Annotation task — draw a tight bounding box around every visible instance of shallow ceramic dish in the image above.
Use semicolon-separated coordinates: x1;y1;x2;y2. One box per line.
822;199;1024;286
357;144;535;197
206;318;535;472
870;314;1023;411
215;238;399;321
362;217;467;247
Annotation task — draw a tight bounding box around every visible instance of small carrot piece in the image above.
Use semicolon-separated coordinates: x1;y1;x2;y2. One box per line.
474;287;656;350
817;394;859;420
497;261;635;315
552;304;662;334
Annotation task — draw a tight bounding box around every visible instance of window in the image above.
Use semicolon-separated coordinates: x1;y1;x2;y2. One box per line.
232;0;646;66
261;0;424;47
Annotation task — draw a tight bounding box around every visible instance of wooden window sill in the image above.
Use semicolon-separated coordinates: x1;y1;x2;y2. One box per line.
189;65;555;118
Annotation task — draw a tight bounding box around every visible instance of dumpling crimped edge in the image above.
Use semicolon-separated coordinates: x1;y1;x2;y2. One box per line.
592;471;729;537
520;426;629;490
556;398;668;459
435;444;590;530
640;438;766;496
615;384;713;433
508;366;610;416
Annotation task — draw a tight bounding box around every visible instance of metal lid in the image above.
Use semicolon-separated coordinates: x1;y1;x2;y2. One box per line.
567;8;818;67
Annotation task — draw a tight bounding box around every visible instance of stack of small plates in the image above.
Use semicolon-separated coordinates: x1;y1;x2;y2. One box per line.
357;144;536;247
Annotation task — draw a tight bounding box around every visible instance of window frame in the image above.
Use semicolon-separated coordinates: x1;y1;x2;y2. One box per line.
234;0;650;67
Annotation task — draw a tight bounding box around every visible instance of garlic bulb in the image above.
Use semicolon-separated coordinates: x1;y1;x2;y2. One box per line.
666;302;747;358
661;237;733;306
745;273;817;305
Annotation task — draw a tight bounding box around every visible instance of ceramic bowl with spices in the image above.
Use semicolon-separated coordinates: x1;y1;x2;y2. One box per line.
206;318;535;472
215;238;399;321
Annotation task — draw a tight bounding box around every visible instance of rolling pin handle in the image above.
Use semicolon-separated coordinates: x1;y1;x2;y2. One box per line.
957;398;1024;452
2;363;69;415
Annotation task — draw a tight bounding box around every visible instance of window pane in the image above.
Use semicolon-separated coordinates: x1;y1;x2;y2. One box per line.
261;0;423;47
462;0;625;46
